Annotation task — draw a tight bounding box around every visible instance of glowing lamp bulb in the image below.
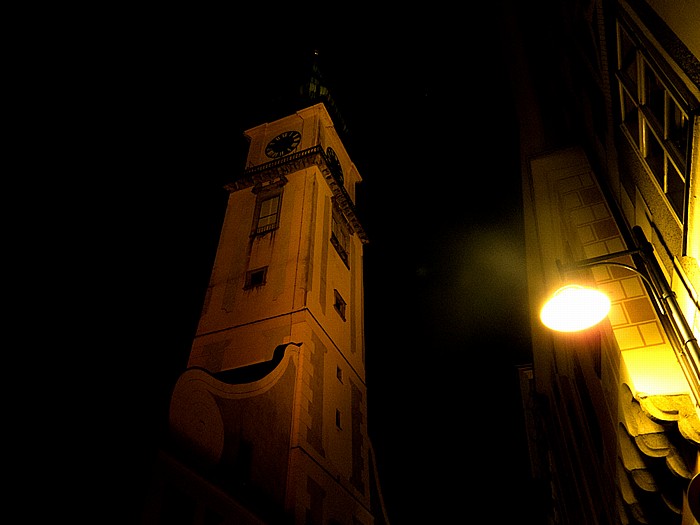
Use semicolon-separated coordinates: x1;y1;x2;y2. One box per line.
540;285;611;332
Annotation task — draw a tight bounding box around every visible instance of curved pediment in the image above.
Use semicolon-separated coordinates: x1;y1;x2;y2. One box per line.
168;342;302;467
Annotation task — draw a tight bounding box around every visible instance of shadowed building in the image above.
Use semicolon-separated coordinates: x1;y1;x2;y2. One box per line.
511;0;700;523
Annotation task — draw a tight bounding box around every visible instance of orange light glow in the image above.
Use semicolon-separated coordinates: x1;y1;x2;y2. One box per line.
540;285;611;332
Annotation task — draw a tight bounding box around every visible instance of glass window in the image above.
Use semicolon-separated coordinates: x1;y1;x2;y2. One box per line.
331;205;351;268
332;214;349;251
333;289;346;321
244;267;267;289
253;194;281;235
615;19;693;225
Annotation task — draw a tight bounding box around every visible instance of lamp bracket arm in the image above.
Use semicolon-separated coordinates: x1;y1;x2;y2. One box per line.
557;258;666;315
555;248;642;274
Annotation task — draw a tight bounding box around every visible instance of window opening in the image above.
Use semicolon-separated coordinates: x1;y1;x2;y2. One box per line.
244;267;268;289
331;204;351;268
254;194;281;236
333;290;346;321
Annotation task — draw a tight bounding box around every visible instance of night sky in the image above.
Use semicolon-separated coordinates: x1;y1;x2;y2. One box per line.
72;3;545;523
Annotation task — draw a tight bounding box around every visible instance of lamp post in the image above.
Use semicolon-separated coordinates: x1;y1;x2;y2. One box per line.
540;226;700;409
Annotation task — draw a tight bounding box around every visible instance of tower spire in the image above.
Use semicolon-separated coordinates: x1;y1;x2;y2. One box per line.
297;47;350;136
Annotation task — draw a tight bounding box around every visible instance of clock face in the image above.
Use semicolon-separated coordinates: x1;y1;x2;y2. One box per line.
326;147;344;183
265;130;301;158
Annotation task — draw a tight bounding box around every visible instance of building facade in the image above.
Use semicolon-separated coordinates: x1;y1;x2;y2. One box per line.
516;0;699;524
141;72;390;523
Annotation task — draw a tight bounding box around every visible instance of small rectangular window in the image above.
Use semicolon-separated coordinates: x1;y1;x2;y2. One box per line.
244;267;268;289
336;366;343;383
335;409;342;429
333;290;346;321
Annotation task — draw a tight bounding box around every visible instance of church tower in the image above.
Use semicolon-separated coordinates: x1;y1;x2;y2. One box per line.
144;51;389;525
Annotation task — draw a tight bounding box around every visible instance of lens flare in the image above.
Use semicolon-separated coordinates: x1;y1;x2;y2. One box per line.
540;285;611;332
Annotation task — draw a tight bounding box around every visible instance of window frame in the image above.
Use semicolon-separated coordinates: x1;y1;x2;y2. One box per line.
252;189;283;237
244;266;268;290
614;19;693;225
333;289;347;321
330;202;352;268
335;409;342;429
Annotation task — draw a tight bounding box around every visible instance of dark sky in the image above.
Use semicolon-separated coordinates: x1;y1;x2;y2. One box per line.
74;4;543;523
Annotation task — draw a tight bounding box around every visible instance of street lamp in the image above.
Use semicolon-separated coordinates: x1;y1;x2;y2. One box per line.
540;284;611;332
540;245;657;332
540;225;700;407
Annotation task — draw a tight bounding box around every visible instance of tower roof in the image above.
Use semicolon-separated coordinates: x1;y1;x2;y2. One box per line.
245;47;351;142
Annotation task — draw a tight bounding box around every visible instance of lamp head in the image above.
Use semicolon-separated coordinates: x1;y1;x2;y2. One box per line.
540;284;611;332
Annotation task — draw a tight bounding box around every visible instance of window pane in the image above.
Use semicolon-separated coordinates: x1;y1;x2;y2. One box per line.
643;61;665;129
260;196;279;218
257;195;280;232
331;209;351;267
332;219;349;252
258;215;276;228
644;122;664;188
668;98;688;159
618;25;638;89
666;158;685;220
620;87;640;147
